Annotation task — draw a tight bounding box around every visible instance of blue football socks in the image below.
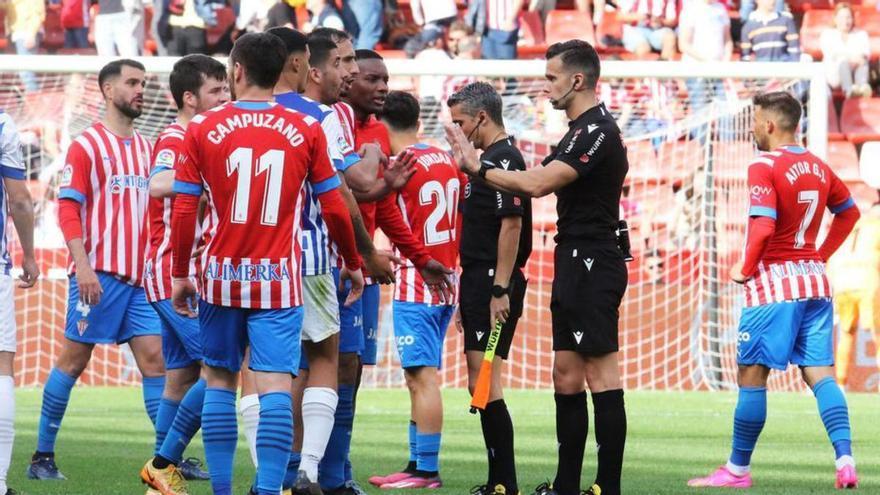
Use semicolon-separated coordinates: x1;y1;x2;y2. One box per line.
202;388;237;495
158;378;206;464
142;375;166;426
728;386;767;470
256;392;293;495
36;368;77;453
813;377;853;460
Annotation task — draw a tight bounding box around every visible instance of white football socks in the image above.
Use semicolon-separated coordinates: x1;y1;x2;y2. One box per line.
300;387;338;482
725;460;749;477
0;376;15;495
239;393;260;467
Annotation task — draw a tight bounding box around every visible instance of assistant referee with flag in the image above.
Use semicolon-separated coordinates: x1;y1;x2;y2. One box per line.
447;81;532;495
446;40;629;495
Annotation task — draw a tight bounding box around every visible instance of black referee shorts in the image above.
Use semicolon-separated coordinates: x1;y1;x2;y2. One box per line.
460;264;527;360
551;241;628;355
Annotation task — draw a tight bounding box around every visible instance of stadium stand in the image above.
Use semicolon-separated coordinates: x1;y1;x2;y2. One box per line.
841;97;880;144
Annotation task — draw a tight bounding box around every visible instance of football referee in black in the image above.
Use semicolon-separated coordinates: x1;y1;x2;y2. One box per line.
446;81;532;495
446;40;629;495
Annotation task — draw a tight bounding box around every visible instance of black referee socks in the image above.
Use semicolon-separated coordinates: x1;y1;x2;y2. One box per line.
480;399;518;493
592;389;626;495
553;391;588;494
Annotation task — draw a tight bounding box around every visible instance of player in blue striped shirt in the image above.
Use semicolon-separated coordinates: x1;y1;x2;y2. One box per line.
0;111;39;495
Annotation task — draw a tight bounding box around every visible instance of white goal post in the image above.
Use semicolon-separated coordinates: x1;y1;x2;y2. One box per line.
0;55;830;391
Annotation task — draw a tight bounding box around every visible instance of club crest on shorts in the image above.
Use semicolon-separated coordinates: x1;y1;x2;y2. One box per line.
75;301;91;335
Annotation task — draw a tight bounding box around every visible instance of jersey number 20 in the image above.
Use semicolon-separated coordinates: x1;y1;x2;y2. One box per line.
420;179;460;246
227;147;285;226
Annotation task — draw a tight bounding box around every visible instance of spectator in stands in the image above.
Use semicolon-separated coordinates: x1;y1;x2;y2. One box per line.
739;0;786;24
167;0;212;55
409;0;458;50
266;0;299;29
304;0;357;33
151;0;171;55
94;0;143;56
617;0;679;61
821;2;872;98
478;0;527;60
344;0;383;49
446;19;471;57
61;0;90;49
235;0;274;35
678;0;732;62
5;0;44;91
740;0;799;61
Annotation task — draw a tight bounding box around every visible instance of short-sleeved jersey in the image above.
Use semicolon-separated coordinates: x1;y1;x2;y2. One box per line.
393;143;465;305
174;101;339;309
58;122;153;285
743;145;855;307
460;137;532;268
144;122;202;302
0;112;24;275
275;92;358;276
542;102;628;244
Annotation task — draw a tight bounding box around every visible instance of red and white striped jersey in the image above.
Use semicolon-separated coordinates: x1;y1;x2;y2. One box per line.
143;122;202;302
57;122;152;285
393;143;465;305
485;0;520;31
742;145;854;307
173;101;339;309
333;101;356;150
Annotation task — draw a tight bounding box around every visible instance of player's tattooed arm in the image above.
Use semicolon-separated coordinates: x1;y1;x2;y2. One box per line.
337;174;401;284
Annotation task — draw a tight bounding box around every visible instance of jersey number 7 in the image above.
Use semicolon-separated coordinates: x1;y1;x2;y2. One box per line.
795;189;818;249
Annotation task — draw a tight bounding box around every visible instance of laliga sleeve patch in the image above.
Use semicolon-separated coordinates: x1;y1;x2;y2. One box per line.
154;149;176;170
60;164;73;187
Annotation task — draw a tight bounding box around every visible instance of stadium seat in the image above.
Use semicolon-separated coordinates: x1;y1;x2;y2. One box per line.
827;140;860;181
626;140;660;182
519;10;545;46
840;97;880;144
829;100;845;141
787;0;833;12
858;7;880;38
0;9;6;50
712;142;756;181
596;12;625;53
42;4;65;52
545;9;597;46
658;140;703;183
800;9;833;60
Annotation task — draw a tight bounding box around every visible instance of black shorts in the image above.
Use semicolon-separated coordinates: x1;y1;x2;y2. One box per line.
551;242;628;355
460;264;527;360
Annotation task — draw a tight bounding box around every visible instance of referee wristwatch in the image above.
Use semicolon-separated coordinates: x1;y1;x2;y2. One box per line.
491;284;509;298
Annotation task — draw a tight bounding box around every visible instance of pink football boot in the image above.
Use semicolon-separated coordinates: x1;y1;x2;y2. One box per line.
687;466;753;488
836;464;858;489
380;474;442;490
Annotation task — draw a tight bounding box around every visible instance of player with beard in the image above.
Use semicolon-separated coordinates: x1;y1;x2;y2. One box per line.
268;29;407;495
170;32;364;495
139;54;230;494
30;60;166;481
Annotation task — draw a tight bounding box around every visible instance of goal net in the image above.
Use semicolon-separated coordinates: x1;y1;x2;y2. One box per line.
2;55;831;391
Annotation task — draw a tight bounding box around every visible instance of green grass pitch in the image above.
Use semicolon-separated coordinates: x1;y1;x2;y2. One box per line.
5;388;878;494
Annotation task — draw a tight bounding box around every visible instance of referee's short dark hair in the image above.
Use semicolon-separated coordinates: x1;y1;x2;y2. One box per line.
446;81;504;127
308;37;338;69
545;40;601;90
379;91;420;132
170;54;226;110
98;59;145;95
266;26;308;56
753;91;802;133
